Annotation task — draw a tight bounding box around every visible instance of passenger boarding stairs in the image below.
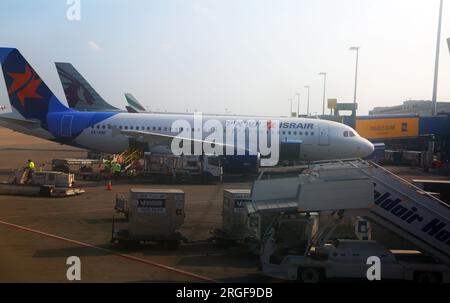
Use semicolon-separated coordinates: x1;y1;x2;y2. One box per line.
251;160;450;266
113;148;143;172
358;161;450;266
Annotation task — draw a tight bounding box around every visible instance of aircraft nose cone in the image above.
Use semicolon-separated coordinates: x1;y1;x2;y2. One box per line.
359;139;374;158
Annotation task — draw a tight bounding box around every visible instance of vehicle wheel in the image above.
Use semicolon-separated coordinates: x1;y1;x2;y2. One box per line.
39;186;53;197
164;240;180;250
214;238;236;248
159;240;179;250
298;267;322;283
118;239;140;248
414;272;441;283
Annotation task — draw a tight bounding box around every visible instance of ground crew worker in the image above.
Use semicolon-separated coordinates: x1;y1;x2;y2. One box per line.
104;159;111;168
28;159;35;170
112;162;122;180
26;159;36;181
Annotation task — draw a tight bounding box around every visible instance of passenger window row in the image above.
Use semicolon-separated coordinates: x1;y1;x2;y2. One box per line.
282;131;314;136
91;125;172;132
90;124;286;135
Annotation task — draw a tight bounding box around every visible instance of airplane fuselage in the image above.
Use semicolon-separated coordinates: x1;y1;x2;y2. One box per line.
0;111;374;164
0;47;374;165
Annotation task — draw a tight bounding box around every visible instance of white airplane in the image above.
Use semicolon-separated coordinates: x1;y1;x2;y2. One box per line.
0;48;374;168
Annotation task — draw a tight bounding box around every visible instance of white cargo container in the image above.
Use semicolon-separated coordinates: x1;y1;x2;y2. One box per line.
129;189;185;236
112;188;186;248
210;189;252;246
222;189;252;238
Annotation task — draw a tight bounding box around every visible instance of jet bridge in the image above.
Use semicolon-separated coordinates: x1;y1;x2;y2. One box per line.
250;160;450;266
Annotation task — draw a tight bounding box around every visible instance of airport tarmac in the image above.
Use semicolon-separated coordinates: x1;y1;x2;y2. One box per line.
0;181;261;283
0;127;262;283
0;126;447;283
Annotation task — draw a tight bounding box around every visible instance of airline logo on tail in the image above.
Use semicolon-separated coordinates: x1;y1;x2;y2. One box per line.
7;64;43;107
55;62;119;112
0;48;119;140
56;64;95;108
0;47;68;124
125;93;147;113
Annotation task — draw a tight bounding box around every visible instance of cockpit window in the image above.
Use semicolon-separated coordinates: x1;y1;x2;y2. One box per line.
344;131;356;138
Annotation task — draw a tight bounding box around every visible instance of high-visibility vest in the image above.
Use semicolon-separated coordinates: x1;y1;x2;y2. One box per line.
28;161;35;170
112;163;121;173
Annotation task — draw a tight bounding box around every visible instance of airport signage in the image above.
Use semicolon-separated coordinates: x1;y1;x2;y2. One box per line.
336;103;357;111
356;117;419;140
327;99;337;109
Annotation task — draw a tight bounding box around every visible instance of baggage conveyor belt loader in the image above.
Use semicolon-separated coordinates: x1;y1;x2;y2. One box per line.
253;160;450;282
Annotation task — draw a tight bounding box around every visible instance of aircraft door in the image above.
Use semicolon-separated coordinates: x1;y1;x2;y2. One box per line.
280;141;302;161
319;124;330;146
60;115;73;137
129;138;150;153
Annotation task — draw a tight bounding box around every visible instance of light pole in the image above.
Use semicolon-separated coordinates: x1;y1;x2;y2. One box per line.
304;85;310;116
318;73;327;115
349;46;360;109
289;98;293;116
349;46;360;126
432;0;444;116
296;93;300;117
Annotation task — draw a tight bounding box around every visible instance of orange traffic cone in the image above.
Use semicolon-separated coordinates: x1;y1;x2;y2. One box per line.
106;180;113;191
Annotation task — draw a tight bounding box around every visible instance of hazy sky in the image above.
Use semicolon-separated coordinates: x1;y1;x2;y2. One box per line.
0;0;449;116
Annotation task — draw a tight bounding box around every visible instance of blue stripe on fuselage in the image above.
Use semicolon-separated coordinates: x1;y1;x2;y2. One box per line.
47;111;118;141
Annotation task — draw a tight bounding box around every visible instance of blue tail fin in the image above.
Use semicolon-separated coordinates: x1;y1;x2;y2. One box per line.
55;62;119;112
0;48;70;124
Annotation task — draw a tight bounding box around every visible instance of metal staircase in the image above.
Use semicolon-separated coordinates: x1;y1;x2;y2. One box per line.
113;147;143;172
251;159;450;265
308;160;450;265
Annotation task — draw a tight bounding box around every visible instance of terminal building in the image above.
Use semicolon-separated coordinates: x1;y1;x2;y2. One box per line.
349;114;450;164
330;100;450;171
369;100;450;116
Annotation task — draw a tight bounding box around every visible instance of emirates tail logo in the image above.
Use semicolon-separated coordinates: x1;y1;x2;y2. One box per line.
7;65;43;107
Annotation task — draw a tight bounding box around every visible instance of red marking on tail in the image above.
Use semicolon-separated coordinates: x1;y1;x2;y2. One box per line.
7;64;43;107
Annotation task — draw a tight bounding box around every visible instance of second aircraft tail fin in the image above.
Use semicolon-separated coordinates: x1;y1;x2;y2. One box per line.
55;62;119;112
125;93;147;113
